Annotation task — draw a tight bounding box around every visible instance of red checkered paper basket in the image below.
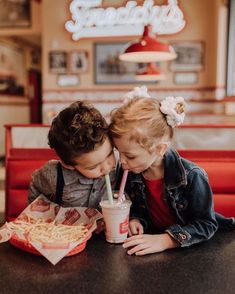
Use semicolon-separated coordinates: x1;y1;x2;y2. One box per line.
0;195;103;265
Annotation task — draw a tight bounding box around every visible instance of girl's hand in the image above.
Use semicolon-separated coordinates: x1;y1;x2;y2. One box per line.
123;233;179;255
95;219;105;234
128;219;144;236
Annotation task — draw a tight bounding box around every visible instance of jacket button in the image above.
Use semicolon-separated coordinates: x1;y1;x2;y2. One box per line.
177;204;184;209
179;233;187;240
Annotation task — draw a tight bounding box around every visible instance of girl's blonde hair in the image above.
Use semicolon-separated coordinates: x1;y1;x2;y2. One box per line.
109;97;173;152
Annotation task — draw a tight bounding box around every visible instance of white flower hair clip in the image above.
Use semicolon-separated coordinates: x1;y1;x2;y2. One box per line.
160;96;186;128
123;85;150;103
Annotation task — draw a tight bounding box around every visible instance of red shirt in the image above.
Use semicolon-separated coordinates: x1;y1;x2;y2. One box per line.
144;178;176;230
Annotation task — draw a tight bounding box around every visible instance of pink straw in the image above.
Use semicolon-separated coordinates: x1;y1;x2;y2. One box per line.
118;170;128;202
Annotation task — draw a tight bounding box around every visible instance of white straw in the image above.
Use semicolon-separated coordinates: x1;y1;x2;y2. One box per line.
105;174;113;205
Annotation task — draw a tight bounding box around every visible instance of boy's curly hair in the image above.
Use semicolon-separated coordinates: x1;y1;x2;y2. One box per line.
48;101;108;165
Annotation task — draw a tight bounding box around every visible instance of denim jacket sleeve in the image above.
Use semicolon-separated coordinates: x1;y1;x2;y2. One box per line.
166;168;218;247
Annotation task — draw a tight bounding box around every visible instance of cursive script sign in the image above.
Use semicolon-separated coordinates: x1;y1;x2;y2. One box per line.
65;0;186;41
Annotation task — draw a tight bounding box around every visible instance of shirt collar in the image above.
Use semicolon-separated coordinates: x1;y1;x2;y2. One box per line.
61;166;94;185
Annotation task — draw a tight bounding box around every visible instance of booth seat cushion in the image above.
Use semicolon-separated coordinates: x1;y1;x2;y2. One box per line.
214;194;235;217
6;189;28;221
196;162;235;193
5;152;235;221
7;160;47;188
6;159;49;221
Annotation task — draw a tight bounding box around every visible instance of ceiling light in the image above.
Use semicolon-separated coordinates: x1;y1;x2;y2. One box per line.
119;25;177;63
135;63;166;81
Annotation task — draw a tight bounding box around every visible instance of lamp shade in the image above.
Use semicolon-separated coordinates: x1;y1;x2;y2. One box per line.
136;63;166;81
119;25;177;63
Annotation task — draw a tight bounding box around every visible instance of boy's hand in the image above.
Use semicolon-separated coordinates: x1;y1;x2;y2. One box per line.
128;219;144;236
123;233;179;255
95;219;105;234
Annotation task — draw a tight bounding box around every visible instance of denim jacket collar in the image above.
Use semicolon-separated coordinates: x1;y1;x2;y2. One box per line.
164;148;188;190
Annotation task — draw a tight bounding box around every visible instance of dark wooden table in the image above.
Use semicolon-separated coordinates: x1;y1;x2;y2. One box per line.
0;232;235;294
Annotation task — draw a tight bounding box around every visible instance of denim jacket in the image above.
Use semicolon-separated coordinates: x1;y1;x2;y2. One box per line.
117;148;235;247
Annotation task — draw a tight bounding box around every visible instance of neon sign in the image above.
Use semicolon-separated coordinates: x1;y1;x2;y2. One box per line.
65;0;186;41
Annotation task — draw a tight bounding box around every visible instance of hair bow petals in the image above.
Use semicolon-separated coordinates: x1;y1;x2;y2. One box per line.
160;96;186;127
123;86;150;103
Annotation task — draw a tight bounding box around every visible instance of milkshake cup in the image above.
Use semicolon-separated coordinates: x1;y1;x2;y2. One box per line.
100;199;131;243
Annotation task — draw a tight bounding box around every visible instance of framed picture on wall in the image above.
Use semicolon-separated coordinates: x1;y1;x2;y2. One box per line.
169;41;204;72
0;42;25;95
49;51;67;74
57;74;80;87
0;0;31;28
69;50;89;73
173;72;199;85
94;42;148;84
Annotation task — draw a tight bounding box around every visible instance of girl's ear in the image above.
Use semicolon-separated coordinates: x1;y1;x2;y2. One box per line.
60;161;75;170
156;143;168;157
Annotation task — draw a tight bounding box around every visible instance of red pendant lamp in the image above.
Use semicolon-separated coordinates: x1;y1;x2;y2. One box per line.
119;25;177;63
135;63;166;81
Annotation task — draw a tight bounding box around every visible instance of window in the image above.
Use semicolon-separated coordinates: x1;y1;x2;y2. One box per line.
227;0;235;95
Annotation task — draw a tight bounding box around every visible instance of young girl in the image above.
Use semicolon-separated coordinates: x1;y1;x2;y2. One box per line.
110;87;235;256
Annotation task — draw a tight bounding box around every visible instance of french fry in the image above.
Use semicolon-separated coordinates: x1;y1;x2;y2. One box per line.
7;218;88;243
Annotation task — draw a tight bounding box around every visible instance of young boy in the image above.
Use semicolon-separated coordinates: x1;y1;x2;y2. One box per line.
28;101;116;211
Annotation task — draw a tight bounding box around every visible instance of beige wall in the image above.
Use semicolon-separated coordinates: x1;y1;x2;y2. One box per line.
0;0;231;153
41;0;229;123
0;0;230;137
0;1;41;156
42;0;228;91
0;0;41;36
0;102;29;155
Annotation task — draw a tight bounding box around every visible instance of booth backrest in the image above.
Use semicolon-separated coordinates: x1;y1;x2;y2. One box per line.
6;159;52;221
5;124;58;221
174;125;235;150
4;125;235;221
179;150;235;217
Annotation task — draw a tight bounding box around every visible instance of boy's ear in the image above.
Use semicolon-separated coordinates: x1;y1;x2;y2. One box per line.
60;161;75;170
156;143;168;157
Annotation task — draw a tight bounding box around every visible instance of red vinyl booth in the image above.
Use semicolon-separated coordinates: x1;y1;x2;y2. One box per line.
4;125;235;222
5;124;58;221
179;150;235;217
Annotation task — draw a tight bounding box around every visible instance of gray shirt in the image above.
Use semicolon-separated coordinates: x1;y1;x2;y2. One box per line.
28;160;116;209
